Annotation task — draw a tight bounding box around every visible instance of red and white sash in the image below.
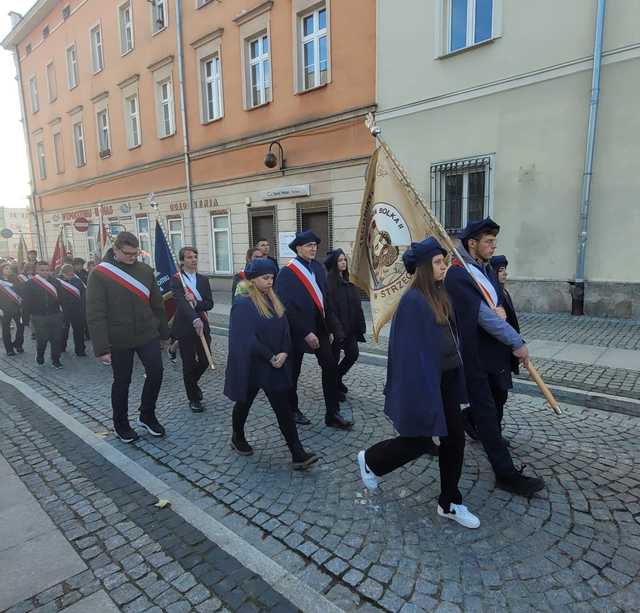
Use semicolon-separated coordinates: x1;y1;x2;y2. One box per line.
33;274;59;300
0;280;21;304
95;262;150;303
180;271;202;302
74;274;87;289
59;279;81;300
287;259;325;316
452;259;497;308
18;274;28;282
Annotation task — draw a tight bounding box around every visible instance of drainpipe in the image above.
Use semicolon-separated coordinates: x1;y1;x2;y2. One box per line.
175;0;196;246
572;0;606;315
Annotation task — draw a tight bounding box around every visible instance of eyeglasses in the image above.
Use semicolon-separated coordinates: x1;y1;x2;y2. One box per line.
119;248;139;257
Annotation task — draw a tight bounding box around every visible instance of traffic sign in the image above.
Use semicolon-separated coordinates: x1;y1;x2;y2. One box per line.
73;217;89;233
0;228;13;239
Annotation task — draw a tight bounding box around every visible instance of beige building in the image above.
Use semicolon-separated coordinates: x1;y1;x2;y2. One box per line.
3;0;375;287
0;206;35;258
376;0;640;317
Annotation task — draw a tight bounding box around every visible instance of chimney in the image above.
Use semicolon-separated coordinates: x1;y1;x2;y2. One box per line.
9;12;23;28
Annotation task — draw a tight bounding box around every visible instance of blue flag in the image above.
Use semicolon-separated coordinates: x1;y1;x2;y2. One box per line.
154;221;177;297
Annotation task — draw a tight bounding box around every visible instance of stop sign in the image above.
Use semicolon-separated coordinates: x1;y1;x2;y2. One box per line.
73;216;89;233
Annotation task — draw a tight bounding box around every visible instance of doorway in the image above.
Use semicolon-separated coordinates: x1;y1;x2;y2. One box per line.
248;207;277;257
297;201;332;251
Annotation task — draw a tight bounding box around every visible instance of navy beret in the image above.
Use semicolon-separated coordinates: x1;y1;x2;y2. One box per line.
490;255;508;270
245;258;278;279
288;230;321;251
402;237;447;275
324;248;345;271
460;217;500;242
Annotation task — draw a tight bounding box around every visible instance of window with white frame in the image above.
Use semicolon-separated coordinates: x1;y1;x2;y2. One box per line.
96;109;110;157
300;6;328;91
36;141;46;179
168;218;183;255
201;54;223;122
46;62;57;102
66;44;79;89
53;132;65;174
248;34;271;107
151;0;167;33
136;216;151;264
430;156;492;232
90;24;104;73
211;213;231;274
63;224;74;255
87;223;99;257
448;0;493;53
157;79;175;137
125;94;141;148
119;2;134;55
72;121;86;167
29;77;39;113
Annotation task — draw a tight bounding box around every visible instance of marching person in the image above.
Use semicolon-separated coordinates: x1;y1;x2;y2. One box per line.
445;218;544;497
73;257;88;285
170;246;213;412
324;249;366;400
0;262;24;356
224;258;318;469
22;261;64;367
58;264;86;356
231;247;261;298
255;238;279;272
275;230;351;429
87;232;170;443
358;237;480;528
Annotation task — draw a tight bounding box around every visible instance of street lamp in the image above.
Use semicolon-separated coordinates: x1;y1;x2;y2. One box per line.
264;141;286;172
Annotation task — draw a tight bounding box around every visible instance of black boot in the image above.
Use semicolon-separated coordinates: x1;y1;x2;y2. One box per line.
496;466;544;497
325;412;353;430
291;448;319;470
230;432;253;456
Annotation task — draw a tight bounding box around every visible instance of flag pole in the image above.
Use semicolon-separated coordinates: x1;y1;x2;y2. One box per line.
364;113;561;416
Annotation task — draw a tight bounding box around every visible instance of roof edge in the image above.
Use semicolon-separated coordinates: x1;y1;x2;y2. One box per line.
2;0;59;50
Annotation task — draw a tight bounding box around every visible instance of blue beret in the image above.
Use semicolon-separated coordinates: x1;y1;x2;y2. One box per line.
490;255;508;270
324;248;345;271
288;230;321;251
460;217;500;242
245;258;278;279
402;237;447;275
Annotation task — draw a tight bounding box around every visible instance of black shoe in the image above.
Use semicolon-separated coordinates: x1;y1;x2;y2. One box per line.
189;400;204;413
293;410;311;425
115;427;140;444
230;434;253;456
462;410;479;441
6;350;16;357
337;391;347;403
52;361;63;369
292;450;319;471
325;413;353;430
337;381;348;394
36;355;44;365
138;415;166;437
496;470;545;497
15;347;24;354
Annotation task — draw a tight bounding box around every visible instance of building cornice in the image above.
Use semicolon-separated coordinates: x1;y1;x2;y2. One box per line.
190;27;224;49
90;91;109;104
66;105;83;116
117;74;140;89
232;1;274;26
147;55;175;72
1;0;59;49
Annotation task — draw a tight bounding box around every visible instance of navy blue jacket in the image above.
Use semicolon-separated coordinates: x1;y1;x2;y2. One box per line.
170;272;213;339
384;288;466;437
58;276;85;319
224;295;293;402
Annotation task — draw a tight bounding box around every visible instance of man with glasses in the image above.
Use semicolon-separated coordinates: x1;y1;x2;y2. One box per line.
87;232;170;443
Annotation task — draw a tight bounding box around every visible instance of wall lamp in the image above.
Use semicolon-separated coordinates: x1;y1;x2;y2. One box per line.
264;141;286;173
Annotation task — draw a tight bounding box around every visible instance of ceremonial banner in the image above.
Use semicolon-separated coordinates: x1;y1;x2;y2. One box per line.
50;227;66;271
154;221;177;321
17;233;28;267
351;146;450;340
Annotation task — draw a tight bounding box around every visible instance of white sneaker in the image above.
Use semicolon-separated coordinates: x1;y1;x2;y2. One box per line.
437;503;480;529
357;450;379;491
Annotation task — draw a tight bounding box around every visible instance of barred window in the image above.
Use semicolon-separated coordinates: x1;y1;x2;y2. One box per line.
431;156;491;233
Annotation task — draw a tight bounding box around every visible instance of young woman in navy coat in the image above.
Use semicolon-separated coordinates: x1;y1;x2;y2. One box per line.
224;258;318;470
357;238;480;529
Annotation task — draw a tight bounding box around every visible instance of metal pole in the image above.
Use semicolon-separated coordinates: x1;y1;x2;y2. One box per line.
175;0;196;246
573;0;606;315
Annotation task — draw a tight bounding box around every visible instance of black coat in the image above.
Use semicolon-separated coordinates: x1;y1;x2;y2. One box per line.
0;280;22;318
170;271;214;339
58;276;85;319
325;273;366;341
22;276;63;318
501;286;521;374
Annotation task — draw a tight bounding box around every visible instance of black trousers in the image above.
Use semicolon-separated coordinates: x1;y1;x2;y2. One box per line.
467;372;516;478
31;313;64;362
178;331;211;401
110;338;163;431
63;312;86;355
233;387;303;457
364;369;466;511
332;335;360;383
289;330;339;418
2;312;24;353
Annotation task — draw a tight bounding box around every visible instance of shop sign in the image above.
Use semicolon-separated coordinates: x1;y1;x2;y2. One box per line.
262;185;310;201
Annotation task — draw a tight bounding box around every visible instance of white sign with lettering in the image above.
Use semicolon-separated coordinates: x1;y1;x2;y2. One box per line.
278;232;297;259
262;185;310;201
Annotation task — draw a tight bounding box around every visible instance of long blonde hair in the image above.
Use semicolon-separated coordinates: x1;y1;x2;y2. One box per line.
247;282;286;319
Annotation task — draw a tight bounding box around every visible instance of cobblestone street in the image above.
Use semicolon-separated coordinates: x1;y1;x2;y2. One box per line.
1;322;640;612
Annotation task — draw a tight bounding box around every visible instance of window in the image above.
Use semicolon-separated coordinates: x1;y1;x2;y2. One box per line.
201;54;223;122
449;0;493;52
53;132;65;174
211;214;231;274
66;44;79;89
87;223;99;256
96;109;110;157
300;6;328;90
125;94;141;148
63;5;71;20
248;34;271;107
119;2;134;54
43;26;50;39
430;156;492;232
151;0;167;33
36;142;46;179
46;62;57;102
136;216;151;264
90;25;104;73
29;77;39;113
168;218;183;254
26;44;32;55
157;80;175;137
72;121;86;167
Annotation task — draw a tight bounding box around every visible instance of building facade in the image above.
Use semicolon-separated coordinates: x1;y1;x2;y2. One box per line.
376;0;640;317
3;0;375;287
0;206;35;258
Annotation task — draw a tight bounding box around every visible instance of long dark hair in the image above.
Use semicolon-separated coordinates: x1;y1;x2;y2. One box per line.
411;262;451;325
328;254;349;289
